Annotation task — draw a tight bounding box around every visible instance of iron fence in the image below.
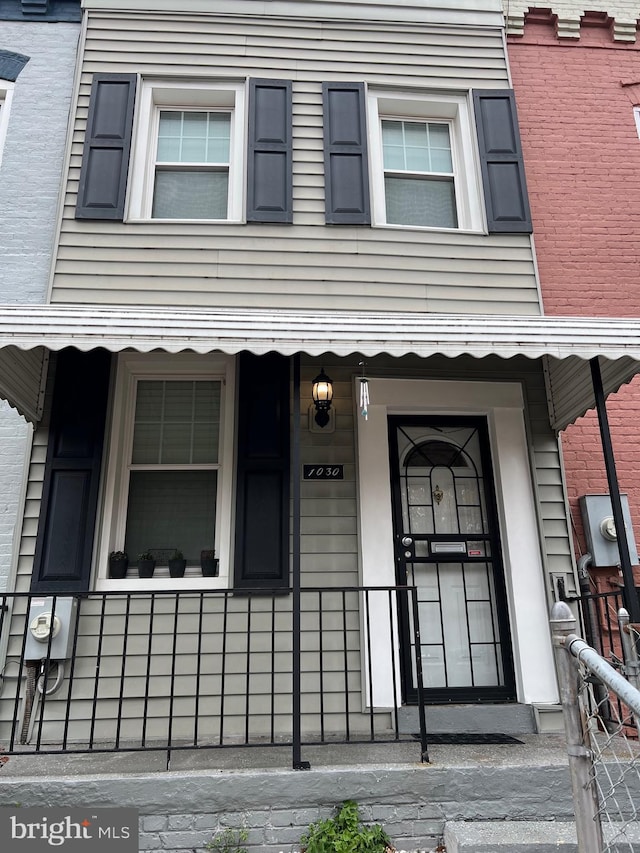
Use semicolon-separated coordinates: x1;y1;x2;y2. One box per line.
0;586;427;768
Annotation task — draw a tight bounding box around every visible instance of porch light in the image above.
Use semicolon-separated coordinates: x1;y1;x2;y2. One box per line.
311;368;333;428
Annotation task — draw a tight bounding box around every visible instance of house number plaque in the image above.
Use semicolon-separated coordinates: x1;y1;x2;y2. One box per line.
303;465;344;480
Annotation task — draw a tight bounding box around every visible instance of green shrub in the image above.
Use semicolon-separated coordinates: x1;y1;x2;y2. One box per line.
301;800;392;853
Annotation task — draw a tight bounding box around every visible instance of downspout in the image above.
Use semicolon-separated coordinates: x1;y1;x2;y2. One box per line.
590;357;640;622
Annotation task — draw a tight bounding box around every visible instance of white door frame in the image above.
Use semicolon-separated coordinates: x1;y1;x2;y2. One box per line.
355;377;558;708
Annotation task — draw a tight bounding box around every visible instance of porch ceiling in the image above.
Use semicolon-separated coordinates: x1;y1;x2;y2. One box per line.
1;304;640;430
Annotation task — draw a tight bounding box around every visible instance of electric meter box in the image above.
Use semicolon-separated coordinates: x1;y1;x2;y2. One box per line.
579;494;639;568
24;596;78;660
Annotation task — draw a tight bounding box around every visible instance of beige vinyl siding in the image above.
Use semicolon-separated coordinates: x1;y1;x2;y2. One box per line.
51;12;540;315
3;355;567;744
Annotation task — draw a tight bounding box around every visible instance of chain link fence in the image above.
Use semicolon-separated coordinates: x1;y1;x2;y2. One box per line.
551;601;640;852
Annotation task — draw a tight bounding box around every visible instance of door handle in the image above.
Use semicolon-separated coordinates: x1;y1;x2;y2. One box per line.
401;536;413;547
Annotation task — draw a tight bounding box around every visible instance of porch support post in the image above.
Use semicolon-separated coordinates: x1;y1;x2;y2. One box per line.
590;357;640;622
292;354;309;770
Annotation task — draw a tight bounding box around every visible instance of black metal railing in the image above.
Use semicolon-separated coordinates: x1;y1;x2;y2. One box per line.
0;586;427;768
576;588;625;666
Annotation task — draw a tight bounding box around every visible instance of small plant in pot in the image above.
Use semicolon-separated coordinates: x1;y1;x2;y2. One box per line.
137;550;156;579
108;550;129;579
200;549;219;577
168;549;187;578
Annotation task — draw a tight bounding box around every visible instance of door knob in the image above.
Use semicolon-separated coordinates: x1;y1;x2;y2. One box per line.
401;536;413;547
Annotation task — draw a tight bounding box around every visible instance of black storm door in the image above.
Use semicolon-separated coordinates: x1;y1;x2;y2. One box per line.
388;416;515;703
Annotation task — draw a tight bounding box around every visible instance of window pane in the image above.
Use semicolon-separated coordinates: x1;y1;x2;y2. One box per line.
385;176;457;228
132;380;220;465
428;123;453;172
381;120;406;170
156;112;183;161
124;470;217;565
153;169;228;219
131;422;162;465
205;113;231;163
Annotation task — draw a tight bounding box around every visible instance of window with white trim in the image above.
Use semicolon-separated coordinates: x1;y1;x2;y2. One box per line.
128;80;245;221
97;353;236;589
367;90;484;231
0;82;14;169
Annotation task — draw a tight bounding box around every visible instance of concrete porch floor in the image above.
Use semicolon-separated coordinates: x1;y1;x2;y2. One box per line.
0;732;572;777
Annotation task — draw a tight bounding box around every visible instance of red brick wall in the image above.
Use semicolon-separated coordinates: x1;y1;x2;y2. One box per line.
507;13;640;566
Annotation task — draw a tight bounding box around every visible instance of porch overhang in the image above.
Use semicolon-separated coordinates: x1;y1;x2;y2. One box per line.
1;304;640;431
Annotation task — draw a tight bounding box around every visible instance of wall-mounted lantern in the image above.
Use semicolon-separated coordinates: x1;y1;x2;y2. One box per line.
311;368;333;428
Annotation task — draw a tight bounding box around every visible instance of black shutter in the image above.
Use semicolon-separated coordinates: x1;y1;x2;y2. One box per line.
247;79;293;223
234;353;290;590
76;73;137;220
473;89;533;234
31;349;112;593
322;82;370;225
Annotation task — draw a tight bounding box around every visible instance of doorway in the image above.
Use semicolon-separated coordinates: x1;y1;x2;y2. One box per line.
388;416;515;703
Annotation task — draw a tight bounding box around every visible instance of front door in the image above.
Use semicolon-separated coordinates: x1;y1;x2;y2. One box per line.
388;416;515;703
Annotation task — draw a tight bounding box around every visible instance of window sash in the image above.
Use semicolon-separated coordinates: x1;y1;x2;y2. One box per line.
152;109;232;219
131;379;221;466
127;81;245;222
380;117;458;228
367;91;483;232
124;470;218;566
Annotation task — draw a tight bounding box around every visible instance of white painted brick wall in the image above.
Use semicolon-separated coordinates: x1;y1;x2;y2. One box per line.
0;20;79;302
0;20;79;587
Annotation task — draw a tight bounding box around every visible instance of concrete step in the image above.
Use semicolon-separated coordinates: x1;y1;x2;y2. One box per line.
444;820;640;852
398;703;537;735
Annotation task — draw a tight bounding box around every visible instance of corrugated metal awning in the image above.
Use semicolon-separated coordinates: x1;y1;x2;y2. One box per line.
1;304;640;430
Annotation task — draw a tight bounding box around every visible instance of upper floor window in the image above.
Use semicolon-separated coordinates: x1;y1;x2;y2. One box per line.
77;74;292;223
128;80;245;222
367;90;484;231
153;110;231;218
381;118;457;228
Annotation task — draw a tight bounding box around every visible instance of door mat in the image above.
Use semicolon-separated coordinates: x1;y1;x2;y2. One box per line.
412;732;524;745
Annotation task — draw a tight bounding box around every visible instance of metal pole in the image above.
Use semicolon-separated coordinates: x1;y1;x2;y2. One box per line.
550;601;604;853
291;354;309;770
618;607;640;739
590;357;640;622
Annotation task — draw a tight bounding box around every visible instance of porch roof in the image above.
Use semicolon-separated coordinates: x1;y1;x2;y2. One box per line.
1;304;639;430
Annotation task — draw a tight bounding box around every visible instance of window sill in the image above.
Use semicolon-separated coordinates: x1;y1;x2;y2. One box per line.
95;576;229;592
371;222;486;235
125;217;244;225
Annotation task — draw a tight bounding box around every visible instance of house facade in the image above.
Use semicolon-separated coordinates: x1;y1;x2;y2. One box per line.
504;2;640;599
3;0;640;753
0;0;81;589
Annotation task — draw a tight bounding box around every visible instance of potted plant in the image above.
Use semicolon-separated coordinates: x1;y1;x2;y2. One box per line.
108;550;129;579
200;549;219;577
137;550;156;578
168;549;187;578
